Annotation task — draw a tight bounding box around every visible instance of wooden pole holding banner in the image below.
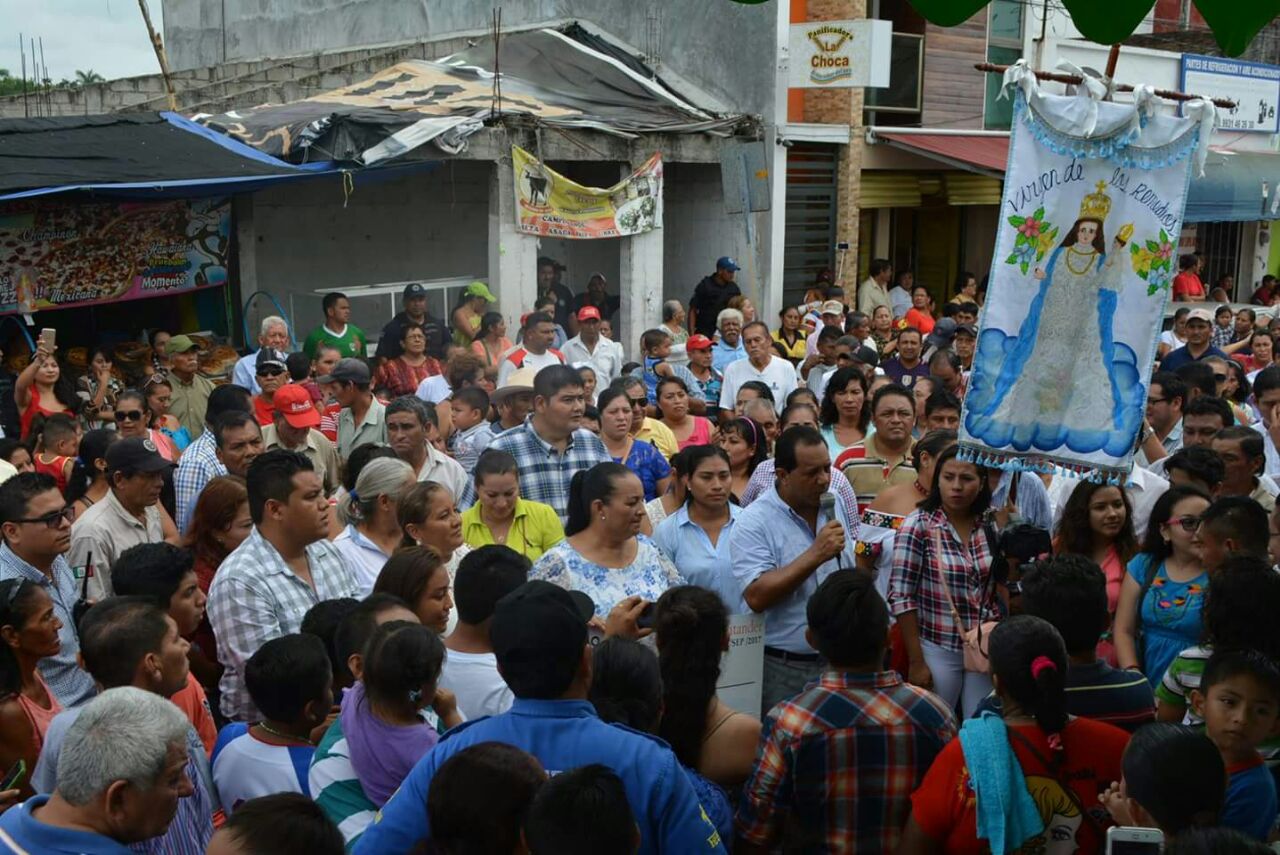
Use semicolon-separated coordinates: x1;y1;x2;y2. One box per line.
974;62;1237;110
136;0;178;111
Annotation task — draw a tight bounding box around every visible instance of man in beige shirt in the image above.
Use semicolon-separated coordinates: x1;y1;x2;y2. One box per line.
165;335;216;439
856;258;894;318
67;437;171;600
261;384;343;496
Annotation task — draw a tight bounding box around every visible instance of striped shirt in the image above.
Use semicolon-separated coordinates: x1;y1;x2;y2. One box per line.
976;660;1156;731
737;670;957;852
836;434;917;506
310;715;378;851
208;529;358;721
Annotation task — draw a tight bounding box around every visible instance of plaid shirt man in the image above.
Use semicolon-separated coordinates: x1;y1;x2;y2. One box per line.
458;417;610;524
737;670;957;852
0;545;96;707
888;508;998;651
174;430;226;534
208;528;358;721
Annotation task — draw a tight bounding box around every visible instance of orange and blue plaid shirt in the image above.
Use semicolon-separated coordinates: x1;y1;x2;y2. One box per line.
737;670;957;852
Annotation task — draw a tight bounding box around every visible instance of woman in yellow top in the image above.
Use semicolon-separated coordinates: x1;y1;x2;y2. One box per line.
771;305;807;365
460;449;565;561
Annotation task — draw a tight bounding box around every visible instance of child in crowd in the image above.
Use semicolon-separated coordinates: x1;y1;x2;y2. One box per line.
301;597;362;697
1101;722;1226;840
640;329;675;405
31;413;79;494
111;542;218;755
340;620;461;807
205;792;344;855
426;743;547;855
1156;556;1280;730
447;387;493;475
524;764;639;855
976;554;1155;731
1190;648;1280;840
212;634;334;813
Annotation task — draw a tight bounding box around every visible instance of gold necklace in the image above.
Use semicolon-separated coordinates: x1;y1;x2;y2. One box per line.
1064;246;1097;275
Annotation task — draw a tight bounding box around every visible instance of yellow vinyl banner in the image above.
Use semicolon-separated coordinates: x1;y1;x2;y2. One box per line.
512;146;662;239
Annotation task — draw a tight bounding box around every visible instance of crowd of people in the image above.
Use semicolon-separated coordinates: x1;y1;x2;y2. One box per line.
0;254;1277;854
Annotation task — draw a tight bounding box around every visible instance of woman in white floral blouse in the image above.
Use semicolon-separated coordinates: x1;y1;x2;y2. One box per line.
531;462;685;618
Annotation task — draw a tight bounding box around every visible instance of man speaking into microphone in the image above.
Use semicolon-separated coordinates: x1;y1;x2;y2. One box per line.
729;425;860;715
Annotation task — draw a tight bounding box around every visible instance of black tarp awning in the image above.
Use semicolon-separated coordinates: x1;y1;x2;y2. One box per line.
0;111;345;200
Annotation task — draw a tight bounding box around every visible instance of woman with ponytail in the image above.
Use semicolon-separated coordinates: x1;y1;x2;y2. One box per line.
531;462;684;617
653;586;759;789
587;636;733;845
0;579;65;798
65;428;117;517
332;457;415;595
900;615;1131;855
652;447;740;608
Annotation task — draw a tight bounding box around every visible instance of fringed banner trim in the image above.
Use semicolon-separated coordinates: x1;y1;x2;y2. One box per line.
957;442;1131;486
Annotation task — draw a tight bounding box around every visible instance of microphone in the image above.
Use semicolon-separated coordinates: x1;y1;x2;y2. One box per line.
818;492;844;571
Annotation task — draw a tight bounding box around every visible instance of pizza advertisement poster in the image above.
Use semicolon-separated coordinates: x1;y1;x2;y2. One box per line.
0;197;231;316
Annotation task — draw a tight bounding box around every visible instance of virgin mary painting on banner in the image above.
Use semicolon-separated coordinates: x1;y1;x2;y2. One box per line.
961;62;1216;483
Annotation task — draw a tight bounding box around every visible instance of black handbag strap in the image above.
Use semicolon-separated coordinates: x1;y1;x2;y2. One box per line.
1006;725;1106;839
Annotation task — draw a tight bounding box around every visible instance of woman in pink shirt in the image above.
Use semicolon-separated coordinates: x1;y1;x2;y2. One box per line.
1053;480;1138;665
0;579;64;798
657;376;712;451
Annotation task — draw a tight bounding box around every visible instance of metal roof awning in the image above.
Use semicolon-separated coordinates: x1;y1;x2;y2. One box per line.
867;129;1010;178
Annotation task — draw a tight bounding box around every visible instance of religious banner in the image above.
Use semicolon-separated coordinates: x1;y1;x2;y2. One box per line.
961;64;1216;482
512;146;662;239
0;197;230;316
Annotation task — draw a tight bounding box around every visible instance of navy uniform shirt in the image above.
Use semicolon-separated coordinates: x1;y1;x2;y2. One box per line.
354;698;726;854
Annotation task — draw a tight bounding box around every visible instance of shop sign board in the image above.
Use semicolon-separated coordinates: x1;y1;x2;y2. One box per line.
1181;53;1280;133
512;146;662;239
787;19;891;89
717;613;765;719
0;197;230;316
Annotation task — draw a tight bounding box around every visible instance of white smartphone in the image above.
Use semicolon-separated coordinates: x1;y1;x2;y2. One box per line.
1106;826;1164;854
39;328;56;351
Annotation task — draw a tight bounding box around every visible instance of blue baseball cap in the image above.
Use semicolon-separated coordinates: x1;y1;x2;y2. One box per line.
717;256;740;272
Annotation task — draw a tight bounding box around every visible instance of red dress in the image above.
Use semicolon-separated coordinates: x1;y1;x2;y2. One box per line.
19;393;70;440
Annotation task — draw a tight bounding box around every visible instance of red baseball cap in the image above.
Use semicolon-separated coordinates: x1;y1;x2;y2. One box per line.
577;305;602;322
686;334;714;351
274;384;321;429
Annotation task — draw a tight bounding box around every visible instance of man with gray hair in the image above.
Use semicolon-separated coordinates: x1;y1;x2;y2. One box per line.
0;686;193;851
385;396;467;499
712;308;747;372
233;315;291;394
32;597;216;852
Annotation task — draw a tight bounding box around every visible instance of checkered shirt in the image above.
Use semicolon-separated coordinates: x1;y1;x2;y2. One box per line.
208;529;358;721
174;430;227;534
887;508;999;652
458;418;610;524
737;670;957;853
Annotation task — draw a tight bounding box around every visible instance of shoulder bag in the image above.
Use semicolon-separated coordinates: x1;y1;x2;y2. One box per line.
930;525;1000;673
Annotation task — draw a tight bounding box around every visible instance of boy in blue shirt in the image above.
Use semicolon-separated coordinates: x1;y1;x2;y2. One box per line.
1191;648;1280;841
353;581;725;855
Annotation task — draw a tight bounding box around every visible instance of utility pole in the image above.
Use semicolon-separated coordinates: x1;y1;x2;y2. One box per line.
136;0;178;111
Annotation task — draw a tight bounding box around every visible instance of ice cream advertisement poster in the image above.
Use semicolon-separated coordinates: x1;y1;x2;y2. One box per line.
0;197;231;316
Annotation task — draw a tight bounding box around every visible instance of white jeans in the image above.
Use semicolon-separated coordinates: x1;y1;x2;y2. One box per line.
920;638;993;719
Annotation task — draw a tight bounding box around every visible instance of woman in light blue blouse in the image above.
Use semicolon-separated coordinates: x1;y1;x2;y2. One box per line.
531;462;684;617
653;445;742;612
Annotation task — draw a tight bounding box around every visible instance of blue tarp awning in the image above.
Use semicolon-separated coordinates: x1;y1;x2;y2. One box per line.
1184;150;1280;223
0;111;435;202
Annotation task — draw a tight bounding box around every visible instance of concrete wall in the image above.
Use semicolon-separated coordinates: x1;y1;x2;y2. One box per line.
663;162;752;305
241;161;490;340
161;0;778;115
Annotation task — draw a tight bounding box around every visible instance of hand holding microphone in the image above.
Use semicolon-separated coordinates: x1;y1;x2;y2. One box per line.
814;492;846;564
